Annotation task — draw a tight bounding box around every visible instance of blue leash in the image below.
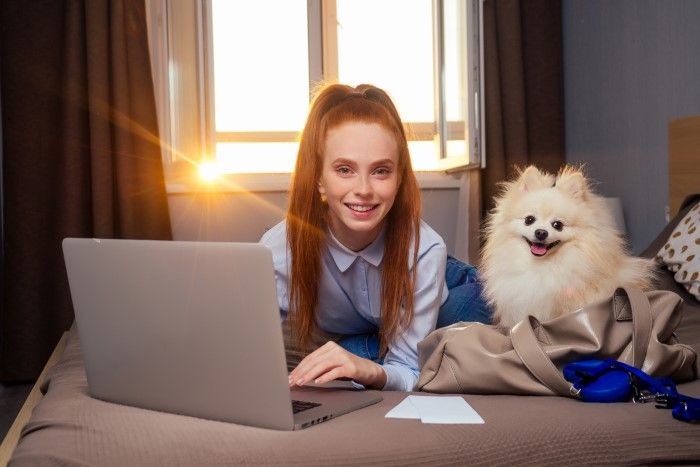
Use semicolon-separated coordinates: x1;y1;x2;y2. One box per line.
563;359;700;423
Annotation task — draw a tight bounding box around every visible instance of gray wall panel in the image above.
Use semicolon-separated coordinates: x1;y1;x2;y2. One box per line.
169;188;460;254
563;0;700;253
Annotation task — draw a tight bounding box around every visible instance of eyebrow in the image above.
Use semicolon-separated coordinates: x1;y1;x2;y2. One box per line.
371;158;396;167
331;158;396;167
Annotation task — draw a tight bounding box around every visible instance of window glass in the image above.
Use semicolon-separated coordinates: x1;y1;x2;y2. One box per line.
335;0;434;123
156;0;479;178
212;0;309;132
443;0;469;161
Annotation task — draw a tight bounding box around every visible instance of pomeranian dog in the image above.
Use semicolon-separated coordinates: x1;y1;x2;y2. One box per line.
480;165;655;328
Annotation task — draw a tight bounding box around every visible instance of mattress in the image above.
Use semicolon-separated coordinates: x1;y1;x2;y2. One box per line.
8;325;700;466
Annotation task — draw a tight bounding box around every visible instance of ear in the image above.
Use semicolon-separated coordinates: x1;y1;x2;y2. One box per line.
556;171;587;200
518;166;547;192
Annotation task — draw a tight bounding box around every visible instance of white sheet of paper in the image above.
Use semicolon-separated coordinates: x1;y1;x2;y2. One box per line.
384;396;419;419
409;396;484;424
385;396;485;424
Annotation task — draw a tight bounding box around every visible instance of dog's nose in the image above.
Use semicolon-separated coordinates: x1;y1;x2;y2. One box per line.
535;229;548;241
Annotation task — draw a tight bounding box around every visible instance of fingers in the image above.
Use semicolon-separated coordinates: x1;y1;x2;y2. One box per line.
298;361;349;386
288;342;322;384
288;341;386;389
313;366;347;385
289;342;347;386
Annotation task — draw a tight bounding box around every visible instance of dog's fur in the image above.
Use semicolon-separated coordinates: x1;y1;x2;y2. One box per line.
480;166;655;328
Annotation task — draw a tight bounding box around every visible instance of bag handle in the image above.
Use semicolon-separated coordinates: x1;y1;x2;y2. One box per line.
510;287;653;396
510;317;575;396
614;287;652;368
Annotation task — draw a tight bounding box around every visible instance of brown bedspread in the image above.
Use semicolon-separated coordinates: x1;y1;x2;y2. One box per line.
11;196;700;466
9;327;700;467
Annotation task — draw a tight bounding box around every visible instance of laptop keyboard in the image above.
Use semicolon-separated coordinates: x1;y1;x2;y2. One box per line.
291;400;322;414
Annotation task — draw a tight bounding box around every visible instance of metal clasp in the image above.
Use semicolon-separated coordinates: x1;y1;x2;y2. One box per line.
633;391;661;404
569;385;581;398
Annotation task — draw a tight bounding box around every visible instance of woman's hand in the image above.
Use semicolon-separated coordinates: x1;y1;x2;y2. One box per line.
288;341;387;390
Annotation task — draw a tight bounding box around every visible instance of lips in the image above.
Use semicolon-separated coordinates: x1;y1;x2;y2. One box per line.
524;237;561;257
344;203;380;220
346;204;378;213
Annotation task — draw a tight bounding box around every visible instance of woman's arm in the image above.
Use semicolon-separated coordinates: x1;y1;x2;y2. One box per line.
380;243;447;391
259;221;290;320
289;242;448;391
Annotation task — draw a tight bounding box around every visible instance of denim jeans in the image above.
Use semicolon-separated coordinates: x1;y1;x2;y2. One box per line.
338;256;492;363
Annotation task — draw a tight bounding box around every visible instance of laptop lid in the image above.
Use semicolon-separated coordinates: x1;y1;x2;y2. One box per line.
62;238;381;430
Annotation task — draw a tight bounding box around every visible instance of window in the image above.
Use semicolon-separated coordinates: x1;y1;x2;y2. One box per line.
146;0;483;189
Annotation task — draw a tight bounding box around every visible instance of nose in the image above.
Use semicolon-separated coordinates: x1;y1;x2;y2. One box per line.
354;175;372;197
535;229;548;241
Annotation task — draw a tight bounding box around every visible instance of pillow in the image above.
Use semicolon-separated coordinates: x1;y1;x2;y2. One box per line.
657;202;700;301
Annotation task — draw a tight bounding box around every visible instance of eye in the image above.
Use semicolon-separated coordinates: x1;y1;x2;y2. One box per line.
335;166;352;175
551;220;564;231
524;215;536;226
372;166;391;176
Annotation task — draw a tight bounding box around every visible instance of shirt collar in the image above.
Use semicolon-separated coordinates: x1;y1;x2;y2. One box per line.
327;226;386;272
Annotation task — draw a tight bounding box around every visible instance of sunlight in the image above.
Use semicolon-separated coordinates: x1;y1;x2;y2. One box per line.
336;0;434;122
203;0;466;175
216;142;298;173
211;0;309;132
198;161;223;182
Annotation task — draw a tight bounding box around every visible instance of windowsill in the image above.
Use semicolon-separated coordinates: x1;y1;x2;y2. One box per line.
165;169;475;194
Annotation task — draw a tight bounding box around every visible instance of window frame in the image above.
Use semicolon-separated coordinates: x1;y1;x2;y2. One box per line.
146;0;485;193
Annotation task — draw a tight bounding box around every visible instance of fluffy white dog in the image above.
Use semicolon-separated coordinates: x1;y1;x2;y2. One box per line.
480;166;655;328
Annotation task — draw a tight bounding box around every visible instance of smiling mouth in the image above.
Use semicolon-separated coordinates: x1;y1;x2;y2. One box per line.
523;237;561;257
346;203;378;213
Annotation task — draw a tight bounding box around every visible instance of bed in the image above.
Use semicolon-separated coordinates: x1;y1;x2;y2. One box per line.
0;193;696;466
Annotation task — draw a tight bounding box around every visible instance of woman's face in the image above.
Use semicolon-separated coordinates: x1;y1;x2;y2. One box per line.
318;121;400;251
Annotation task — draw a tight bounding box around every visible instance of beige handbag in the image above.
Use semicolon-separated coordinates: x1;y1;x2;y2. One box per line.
417;287;697;396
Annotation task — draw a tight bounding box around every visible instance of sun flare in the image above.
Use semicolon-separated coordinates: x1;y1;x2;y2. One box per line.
198;161;222;182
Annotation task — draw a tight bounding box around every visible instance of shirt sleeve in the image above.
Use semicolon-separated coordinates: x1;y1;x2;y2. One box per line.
381;243;447;391
259;222;290;322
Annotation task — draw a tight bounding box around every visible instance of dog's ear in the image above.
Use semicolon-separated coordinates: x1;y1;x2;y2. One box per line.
518;166;548;192
556;170;588;200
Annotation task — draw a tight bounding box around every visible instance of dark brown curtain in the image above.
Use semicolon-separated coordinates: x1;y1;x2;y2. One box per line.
482;0;565;214
0;0;171;381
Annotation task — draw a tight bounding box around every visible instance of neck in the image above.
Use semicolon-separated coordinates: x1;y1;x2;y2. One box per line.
328;220;383;252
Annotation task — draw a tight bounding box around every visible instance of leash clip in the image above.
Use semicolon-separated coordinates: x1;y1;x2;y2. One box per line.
653;394;678;409
564;359;700;423
633;391;662;404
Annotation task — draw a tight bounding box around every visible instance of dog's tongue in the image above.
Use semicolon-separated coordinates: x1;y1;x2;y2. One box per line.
531;243;547;256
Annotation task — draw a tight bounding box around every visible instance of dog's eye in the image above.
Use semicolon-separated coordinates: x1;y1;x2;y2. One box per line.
551;221;564;231
524;216;536;226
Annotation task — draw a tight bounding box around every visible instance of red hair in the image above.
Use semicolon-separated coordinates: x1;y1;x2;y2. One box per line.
287;83;421;355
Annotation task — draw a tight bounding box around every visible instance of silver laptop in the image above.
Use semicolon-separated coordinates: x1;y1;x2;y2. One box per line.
62;238;382;430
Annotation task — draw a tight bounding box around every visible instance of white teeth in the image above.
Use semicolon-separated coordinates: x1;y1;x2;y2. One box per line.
348;204;375;212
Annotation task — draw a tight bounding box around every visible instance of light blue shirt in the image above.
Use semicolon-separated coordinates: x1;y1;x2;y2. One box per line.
260;220;448;391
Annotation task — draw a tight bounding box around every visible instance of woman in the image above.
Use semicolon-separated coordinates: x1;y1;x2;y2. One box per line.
260;83;489;391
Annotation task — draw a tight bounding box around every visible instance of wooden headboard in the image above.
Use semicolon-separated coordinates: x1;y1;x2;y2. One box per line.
669;114;700;216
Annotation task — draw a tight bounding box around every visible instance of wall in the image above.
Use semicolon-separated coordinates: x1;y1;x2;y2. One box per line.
563;0;700;253
169;187;461;254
